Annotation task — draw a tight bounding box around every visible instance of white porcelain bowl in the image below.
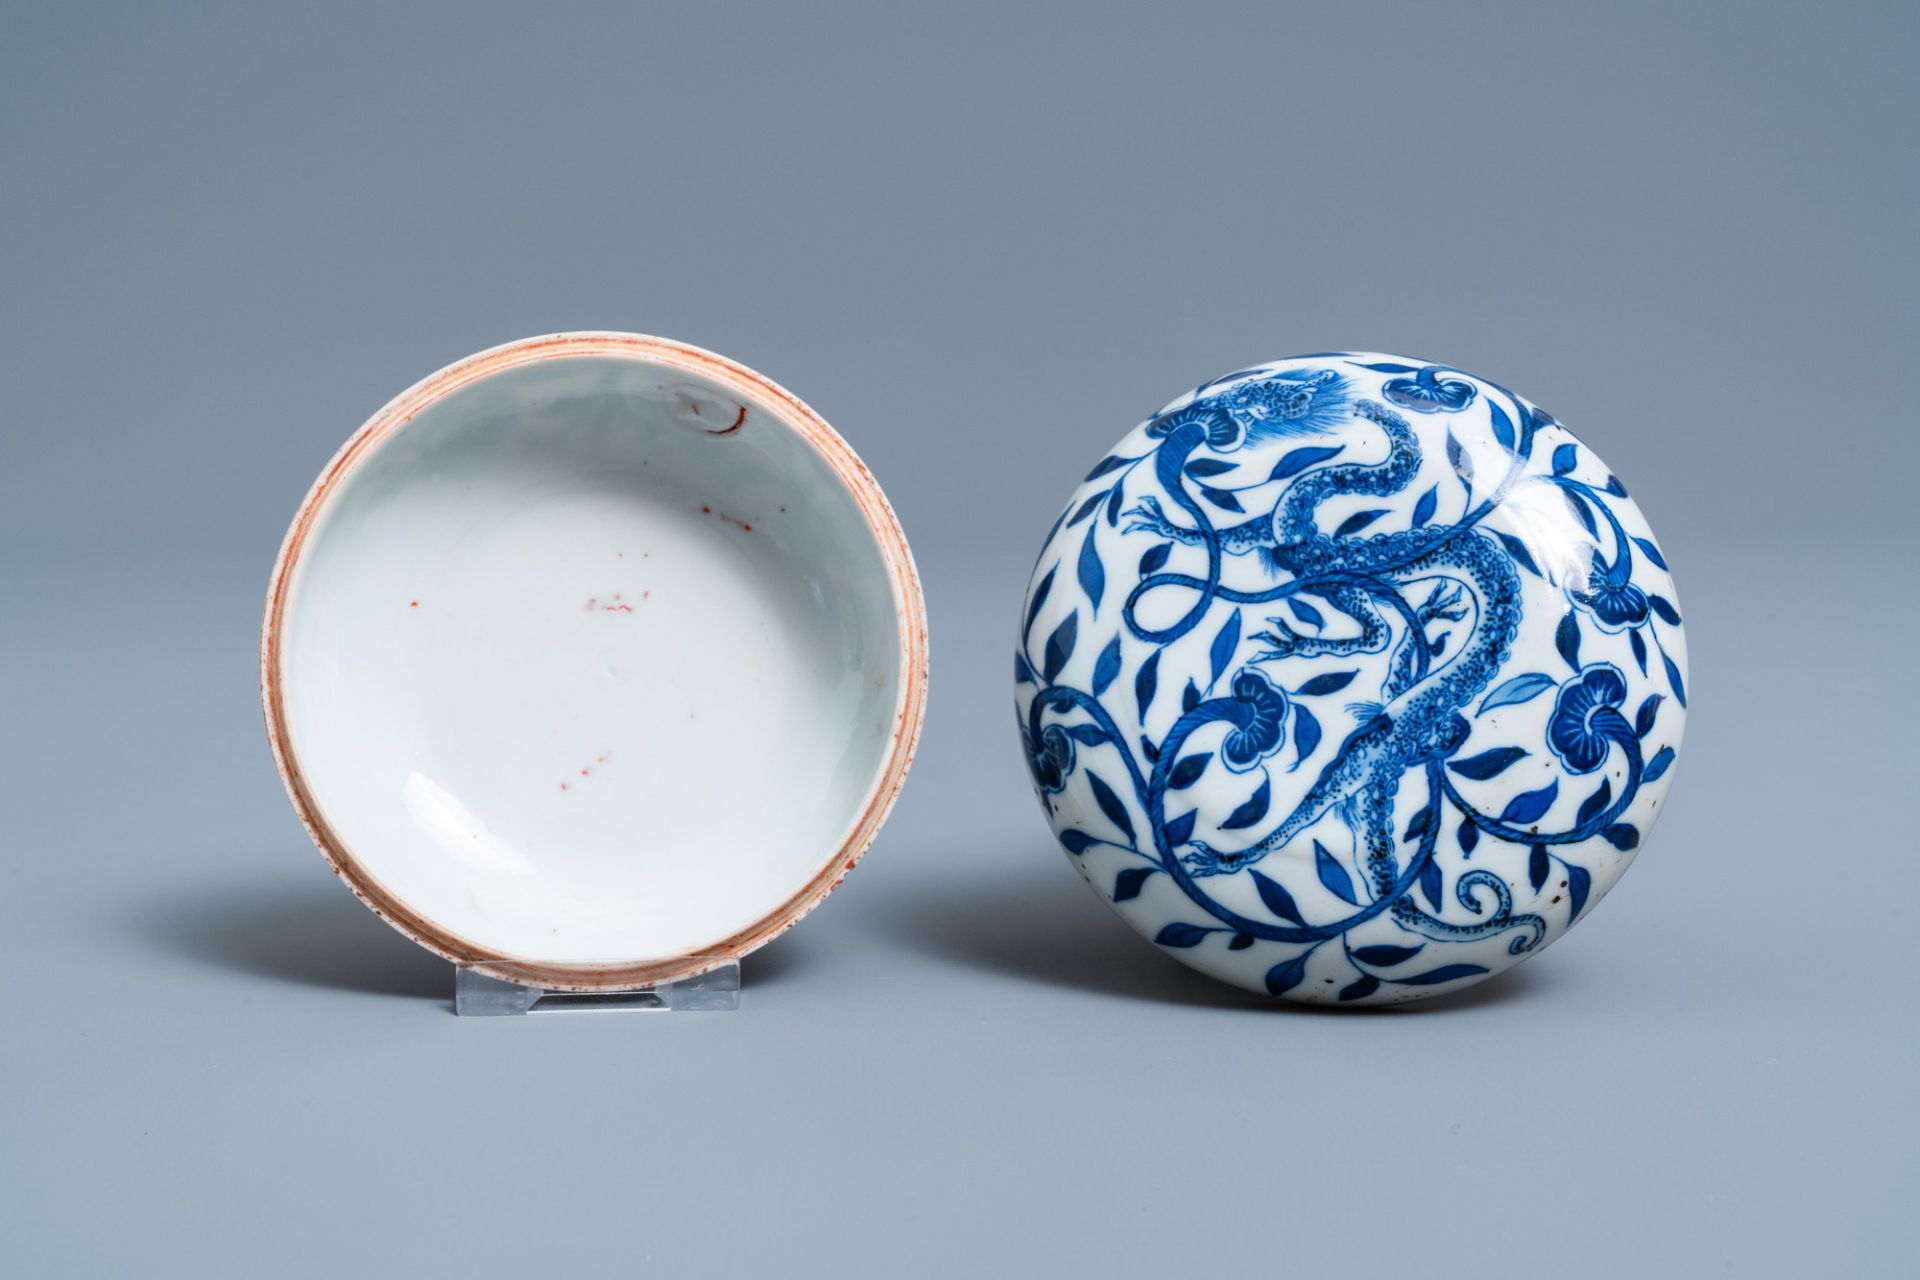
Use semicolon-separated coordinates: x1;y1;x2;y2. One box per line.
262;334;927;990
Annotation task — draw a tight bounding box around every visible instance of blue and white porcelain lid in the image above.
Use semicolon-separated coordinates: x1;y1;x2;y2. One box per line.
1015;354;1686;1004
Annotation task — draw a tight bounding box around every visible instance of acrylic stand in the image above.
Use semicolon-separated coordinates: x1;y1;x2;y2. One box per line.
455;959;741;1016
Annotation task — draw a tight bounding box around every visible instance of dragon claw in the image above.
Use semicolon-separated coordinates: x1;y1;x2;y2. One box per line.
1123;496;1183;540
1181;841;1259;878
1254;620;1301;657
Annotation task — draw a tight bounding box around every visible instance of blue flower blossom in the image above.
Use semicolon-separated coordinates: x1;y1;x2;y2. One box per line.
1569;573;1650;633
1219;668;1290;771
1383;367;1476;414
1146;403;1244;451
1025;724;1075;794
1547;664;1628;775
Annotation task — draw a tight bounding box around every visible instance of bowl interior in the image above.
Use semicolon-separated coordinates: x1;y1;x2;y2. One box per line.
274;348;909;969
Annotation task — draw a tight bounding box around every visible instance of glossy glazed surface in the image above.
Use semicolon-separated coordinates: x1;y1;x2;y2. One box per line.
1016;355;1686;1004
264;335;926;988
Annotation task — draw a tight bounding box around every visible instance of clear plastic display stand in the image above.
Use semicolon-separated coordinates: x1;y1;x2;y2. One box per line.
455;959;741;1016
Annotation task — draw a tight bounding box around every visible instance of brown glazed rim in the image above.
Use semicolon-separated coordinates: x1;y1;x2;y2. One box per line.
259;332;930;992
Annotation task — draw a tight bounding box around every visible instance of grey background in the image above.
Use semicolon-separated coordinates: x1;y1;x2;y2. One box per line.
3;2;1914;1274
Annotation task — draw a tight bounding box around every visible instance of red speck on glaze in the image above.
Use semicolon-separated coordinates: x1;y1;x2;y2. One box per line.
560;783;569;791
702;506;755;533
409;600;419;608
580;768;590;776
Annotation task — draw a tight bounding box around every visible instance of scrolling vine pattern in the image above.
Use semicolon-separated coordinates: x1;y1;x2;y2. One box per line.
1015;356;1685;1002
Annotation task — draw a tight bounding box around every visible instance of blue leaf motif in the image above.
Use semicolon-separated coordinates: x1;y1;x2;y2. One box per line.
1564;487;1598;537
1339;975;1381;1001
1643;745;1675;783
1662;651;1688;707
1251;869;1304;925
1135;649;1160;718
1014;652;1035;685
1478;672;1555;715
1113;867;1155;902
1603;823;1639;850
1315;840;1356;903
1296;670;1358;697
1077;526;1104;614
1084;454;1130;481
1290;704;1321;769
1333;508;1389;538
1497;532;1542;578
1265;953;1310;995
1066;489;1108;527
1209;609;1242;684
1155;922;1213;948
1287;597;1325;629
1221;776;1271;830
1419;857;1443;910
1023;565;1055;645
1185;458;1235;478
1042;611;1078;682
1630;627;1648;672
1489;402;1515;451
1457;818;1479;855
1087;770;1134;842
1576;778;1613;827
1139;541;1172;575
1552;443;1577;476
1091;636;1122;697
1200;486;1244;512
1555;611;1581;671
1447;430;1474;483
1169;753;1210;789
1398;964;1489;986
1164;809;1197;847
1410;485;1438;529
1635;695;1664;738
1105;484;1125;526
1650;595;1682;626
1529;844;1549;891
1229;932;1254;951
1567;864;1592;918
1502;780;1560;825
1268;445;1343;481
1182;678;1200;712
1128;652;1159;721
1352;944;1424;967
1058;830;1096;854
1449;747;1529;780
1633;536;1669;570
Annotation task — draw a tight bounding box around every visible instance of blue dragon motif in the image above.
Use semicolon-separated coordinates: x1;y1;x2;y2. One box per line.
1016;355;1687;1003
